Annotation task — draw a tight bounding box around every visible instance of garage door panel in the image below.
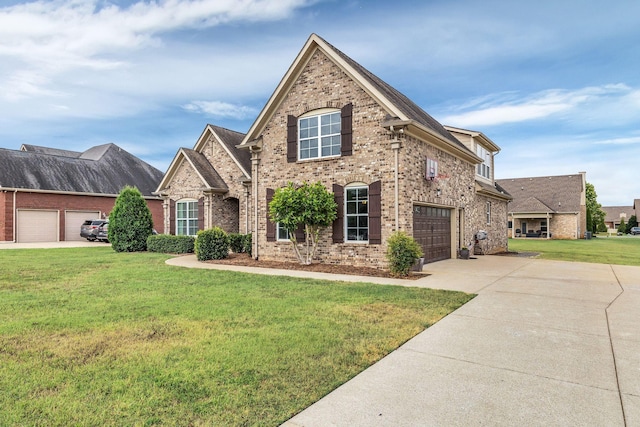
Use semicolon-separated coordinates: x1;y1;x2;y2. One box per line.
413;205;451;264
65;211;100;241
17;210;58;243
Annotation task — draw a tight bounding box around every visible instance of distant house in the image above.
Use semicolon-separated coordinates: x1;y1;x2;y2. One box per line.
496;173;587;239
157;34;512;267
603;199;639;231
0;143;164;243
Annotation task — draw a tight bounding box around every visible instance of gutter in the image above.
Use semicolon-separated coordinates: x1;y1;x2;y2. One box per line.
1;187;162;200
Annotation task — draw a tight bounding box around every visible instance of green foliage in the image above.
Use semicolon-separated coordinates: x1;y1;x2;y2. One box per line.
269;181;337;264
243;233;252;257
147;234;195;254
625;215;638;234
195;227;229;261
597;220;608;233
618;218;626;234
228;233;248;253
386;231;424;277
585;182;605;233
109;186;154;252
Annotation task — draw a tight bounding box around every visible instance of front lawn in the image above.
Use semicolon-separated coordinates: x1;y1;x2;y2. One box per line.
0;247;473;426
508;236;640;266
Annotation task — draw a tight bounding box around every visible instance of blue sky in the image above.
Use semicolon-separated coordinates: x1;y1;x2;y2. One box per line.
1;0;638;206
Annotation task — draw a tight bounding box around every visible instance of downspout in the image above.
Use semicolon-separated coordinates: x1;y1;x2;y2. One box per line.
391;139;401;231
251;149;261;260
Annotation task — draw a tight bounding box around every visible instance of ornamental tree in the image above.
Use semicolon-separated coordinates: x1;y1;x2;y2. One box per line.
109;186;154;252
269;181;337;265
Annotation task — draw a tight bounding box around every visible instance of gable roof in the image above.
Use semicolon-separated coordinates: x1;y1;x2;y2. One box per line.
496;174;585;213
602;204;637;223
156;125;248;194
238;33;479;164
0;143;163;197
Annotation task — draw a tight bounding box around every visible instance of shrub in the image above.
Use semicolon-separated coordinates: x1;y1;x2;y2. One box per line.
243;233;252;257
109;186;154;252
386;231;423;277
147;234;195;254
195;227;230;261
229;233;246;253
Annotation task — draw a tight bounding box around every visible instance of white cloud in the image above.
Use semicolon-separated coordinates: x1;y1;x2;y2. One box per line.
183;100;257;119
0;0;314;99
440;84;632;128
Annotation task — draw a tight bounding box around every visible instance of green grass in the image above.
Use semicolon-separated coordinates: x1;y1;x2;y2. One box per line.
508;235;640;266
0;247;473;426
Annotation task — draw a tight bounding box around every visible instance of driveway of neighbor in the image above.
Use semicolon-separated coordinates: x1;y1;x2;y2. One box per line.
167;254;639;426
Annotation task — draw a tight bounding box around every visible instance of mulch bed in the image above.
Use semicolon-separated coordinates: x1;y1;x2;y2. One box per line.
205;253;425;280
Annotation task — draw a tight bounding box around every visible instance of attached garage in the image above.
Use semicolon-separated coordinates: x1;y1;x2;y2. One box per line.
65;211;101;241
17;209;58;243
413;205;452;263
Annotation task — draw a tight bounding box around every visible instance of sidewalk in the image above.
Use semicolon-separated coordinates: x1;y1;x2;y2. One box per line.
169;254;639;426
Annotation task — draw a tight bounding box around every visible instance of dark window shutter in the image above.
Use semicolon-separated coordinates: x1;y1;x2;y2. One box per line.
369;180;381;244
198;197;205;231
266;188;276;241
332;184;344;243
287;115;297;163
341;103;353;157
169;199;176;235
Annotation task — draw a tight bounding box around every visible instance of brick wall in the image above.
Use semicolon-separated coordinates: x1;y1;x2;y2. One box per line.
551;213;580;239
1;191;163;242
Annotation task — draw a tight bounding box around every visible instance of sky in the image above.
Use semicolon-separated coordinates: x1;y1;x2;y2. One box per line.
1;0;638;206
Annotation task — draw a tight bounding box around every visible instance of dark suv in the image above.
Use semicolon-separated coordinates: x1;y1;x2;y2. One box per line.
631;227;640;235
80;219;107;241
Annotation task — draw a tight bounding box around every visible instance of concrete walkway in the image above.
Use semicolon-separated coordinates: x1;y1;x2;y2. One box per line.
166;254;640;426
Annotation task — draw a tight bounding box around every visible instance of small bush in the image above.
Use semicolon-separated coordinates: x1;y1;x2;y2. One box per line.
147;234;195;254
229;233;245;253
386;231;423;277
195;227;230;261
243;233;252;257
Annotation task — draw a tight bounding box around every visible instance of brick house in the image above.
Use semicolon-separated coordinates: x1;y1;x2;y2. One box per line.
0;143;164;243
602;199;639;231
158;34;511;267
496;172;587;239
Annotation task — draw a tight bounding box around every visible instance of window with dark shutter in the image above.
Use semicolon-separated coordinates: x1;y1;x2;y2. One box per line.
341;103;353;157
368;180;381;244
169;199;176;235
198;197;205;231
332;184;344;243
266;188;276;241
287;115;297;163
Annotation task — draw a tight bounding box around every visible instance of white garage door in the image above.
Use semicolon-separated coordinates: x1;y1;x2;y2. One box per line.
17;210;58;243
65;211;100;241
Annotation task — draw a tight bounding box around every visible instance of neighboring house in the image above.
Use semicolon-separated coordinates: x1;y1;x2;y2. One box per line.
0;143;164;243
496;173;587;239
157;34;511;267
603;199;639;231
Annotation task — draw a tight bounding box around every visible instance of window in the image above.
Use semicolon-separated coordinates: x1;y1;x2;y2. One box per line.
176;200;198;236
476;144;491;180
486;201;491;225
345;185;368;242
540;220;547;233
299;111;341;160
508;220;513;229
276;223;289;241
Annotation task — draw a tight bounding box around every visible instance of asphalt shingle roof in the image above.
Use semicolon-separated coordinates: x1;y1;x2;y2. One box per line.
181;148;228;191
496;174;584;213
207;125;250;175
0;143;163;196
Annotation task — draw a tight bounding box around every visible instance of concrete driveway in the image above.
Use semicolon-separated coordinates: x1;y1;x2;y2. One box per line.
281;255;640;426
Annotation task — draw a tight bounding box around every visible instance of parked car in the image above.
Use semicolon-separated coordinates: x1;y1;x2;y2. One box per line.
80;219;107;241
631;227;640;235
96;222;109;242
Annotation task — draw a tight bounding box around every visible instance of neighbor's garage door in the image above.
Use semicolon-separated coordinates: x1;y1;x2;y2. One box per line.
17;210;58;243
413;205;451;263
65;211;100;241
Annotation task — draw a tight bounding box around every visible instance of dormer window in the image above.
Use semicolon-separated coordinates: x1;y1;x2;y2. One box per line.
476;144;491;180
299;111;341;160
